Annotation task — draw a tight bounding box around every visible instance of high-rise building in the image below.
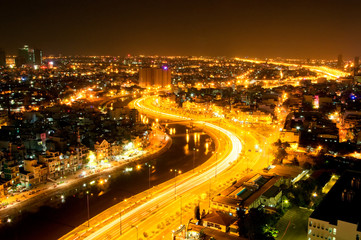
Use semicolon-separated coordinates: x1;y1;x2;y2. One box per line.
337;54;344;69
15;45;38;67
34;49;43;65
16;45;30;67
354;56;360;75
308;170;361;240
0;48;6;67
139;66;171;88
28;48;35;64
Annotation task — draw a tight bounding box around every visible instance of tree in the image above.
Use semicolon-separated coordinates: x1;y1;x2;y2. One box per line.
303;162;312;169
275;148;287;164
237;208;246;237
199;229;206;240
245;208;266;239
194;205;201;220
291;157;299;166
289;180;315;207
273;140;289;164
201;209;206;218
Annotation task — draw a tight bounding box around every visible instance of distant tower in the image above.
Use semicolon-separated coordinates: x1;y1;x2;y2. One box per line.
139;66;171;88
355;56;360;75
34;49;43;65
0;48;6;67
337;54;344;69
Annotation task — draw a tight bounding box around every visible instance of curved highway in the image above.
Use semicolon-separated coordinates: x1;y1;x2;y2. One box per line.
61;96;243;240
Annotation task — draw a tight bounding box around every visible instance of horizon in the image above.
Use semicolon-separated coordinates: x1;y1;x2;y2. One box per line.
1;0;361;60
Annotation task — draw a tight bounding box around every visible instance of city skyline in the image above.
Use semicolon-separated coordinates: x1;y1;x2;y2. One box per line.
2;1;361;240
1;0;361;59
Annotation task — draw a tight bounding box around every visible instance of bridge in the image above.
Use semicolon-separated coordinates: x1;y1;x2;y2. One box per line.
159;118;220;125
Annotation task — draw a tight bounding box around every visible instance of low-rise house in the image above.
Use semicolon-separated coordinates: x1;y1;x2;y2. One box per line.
211;173;283;215
94;139;110;161
19;159;47;187
202;211;237;233
39;151;61;178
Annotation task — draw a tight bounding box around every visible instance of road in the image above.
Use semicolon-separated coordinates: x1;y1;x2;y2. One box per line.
61;96;273;240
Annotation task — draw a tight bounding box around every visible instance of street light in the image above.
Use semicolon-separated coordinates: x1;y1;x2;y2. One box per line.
180;195;183;225
193;148;195;172
193;148;198;173
281;196;289;210
212;151;218;178
208;177;212;208
86;191;90;227
148;164;155;189
170;169;182;198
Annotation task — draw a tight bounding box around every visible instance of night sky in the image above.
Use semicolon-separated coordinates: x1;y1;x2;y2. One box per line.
1;0;360;59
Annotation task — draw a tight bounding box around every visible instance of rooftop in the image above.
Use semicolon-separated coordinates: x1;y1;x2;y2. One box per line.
202;211;237;226
214;172;281;208
262;185;281;198
187;223;246;240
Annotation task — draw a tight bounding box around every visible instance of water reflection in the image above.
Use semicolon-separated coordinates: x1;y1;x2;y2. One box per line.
0;124;214;240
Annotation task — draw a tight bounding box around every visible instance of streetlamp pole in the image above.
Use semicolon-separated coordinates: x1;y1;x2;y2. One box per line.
171;169;181;199
193;148;195;173
174;170;177;198
132;225;138;240
209;178;211;209
180;195;182;225
215;152;217;178
119;209;122;235
86;191;90;228
148;165;151;189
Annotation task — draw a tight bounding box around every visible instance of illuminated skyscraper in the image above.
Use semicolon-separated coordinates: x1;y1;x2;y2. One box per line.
337;54;343;69
0;48;5;67
139;66;171;88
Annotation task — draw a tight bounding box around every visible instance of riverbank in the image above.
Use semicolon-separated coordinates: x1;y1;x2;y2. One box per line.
0;131;171;220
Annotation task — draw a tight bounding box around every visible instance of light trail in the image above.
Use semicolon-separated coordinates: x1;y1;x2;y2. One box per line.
234;57;349;79
75;96;242;240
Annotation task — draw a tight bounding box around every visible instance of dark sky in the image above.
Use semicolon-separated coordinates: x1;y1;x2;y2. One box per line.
1;0;360;59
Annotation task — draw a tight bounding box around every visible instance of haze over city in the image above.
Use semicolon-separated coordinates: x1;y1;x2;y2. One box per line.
1;0;361;58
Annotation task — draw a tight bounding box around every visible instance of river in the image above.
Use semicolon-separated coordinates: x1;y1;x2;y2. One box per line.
0;123;214;240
